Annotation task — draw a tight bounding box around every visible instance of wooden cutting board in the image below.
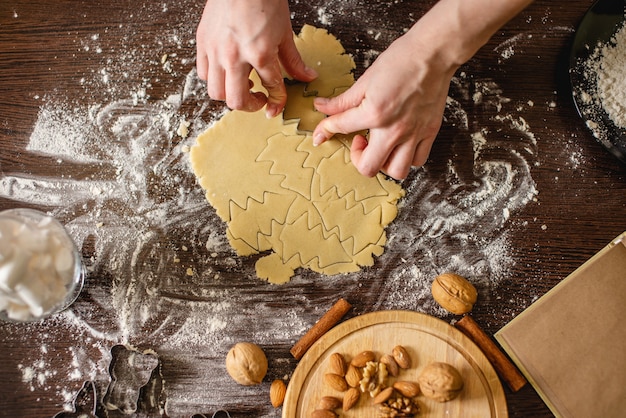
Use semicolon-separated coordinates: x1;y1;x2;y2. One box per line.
283;310;507;417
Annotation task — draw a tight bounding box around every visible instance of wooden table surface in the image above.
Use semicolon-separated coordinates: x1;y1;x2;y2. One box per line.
1;0;624;417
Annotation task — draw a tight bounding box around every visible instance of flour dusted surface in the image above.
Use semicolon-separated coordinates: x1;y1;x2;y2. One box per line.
0;1;556;416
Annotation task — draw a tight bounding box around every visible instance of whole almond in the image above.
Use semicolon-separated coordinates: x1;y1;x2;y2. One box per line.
393;381;421;398
379;354;400;377
317;396;342;410
269;379;286;407
324;373;348;392
392;345;412;369
311;410;338;418
328;353;346;377
350;350;375;367
342;387;360;411
345;364;362;388
372;386;394;404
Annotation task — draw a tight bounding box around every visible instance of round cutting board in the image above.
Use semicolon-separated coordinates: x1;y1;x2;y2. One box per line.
283;310;507;417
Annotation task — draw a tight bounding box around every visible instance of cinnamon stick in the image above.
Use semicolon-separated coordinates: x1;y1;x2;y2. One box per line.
455;315;527;392
290;298;352;360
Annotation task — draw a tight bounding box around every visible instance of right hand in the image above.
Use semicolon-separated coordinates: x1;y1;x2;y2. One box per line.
312;29;455;180
195;0;318;117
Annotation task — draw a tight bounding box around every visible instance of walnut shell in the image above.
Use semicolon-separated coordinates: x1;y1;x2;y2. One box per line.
225;342;268;386
418;362;464;402
431;273;477;315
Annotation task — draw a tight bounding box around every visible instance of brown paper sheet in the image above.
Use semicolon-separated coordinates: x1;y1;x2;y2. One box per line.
496;232;626;418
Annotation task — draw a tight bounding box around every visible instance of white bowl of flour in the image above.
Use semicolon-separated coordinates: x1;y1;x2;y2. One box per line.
0;208;84;322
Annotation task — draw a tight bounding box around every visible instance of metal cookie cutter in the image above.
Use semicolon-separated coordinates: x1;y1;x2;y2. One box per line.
103;344;165;415
52;380;98;418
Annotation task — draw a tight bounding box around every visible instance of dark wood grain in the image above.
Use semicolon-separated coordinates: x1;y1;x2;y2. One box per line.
1;0;624;417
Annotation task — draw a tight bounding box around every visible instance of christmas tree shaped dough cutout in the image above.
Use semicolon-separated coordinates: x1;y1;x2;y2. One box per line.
190;25;404;284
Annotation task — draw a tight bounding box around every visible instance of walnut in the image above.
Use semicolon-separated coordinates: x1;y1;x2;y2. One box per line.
225;342;268;386
377;393;420;418
359;360;388;397
431;273;477;315
377;362;388;388
418;362;464;402
359;361;377;393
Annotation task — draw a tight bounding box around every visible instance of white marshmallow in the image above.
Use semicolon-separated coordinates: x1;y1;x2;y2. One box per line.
6;301;34;322
14;283;46;317
53;245;74;273
0;252;29;291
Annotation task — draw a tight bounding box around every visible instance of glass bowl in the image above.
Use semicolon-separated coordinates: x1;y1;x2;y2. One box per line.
0;208;84;322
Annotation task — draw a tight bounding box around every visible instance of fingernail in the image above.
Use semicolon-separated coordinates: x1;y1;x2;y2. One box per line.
305;66;318;79
265;104;278;119
313;97;328;110
313;132;326;146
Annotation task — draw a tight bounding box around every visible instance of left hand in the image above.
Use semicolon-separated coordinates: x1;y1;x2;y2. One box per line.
195;0;317;117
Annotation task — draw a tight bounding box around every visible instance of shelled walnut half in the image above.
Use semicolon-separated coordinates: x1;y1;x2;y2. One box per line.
359;360;389;397
378;394;420;418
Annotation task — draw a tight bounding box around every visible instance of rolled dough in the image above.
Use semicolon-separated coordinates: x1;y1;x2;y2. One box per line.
190;25;404;284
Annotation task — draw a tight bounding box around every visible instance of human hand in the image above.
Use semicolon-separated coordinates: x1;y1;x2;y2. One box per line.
312;32;456;180
312;0;533;180
196;0;317;117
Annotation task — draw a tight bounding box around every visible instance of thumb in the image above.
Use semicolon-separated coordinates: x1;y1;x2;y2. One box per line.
279;36;318;82
312;103;369;147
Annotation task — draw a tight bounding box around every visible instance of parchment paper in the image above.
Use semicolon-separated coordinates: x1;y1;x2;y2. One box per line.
496;232;626;418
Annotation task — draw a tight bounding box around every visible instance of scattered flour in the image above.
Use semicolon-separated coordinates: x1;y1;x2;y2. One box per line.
0;3;544;416
2;64;539;414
